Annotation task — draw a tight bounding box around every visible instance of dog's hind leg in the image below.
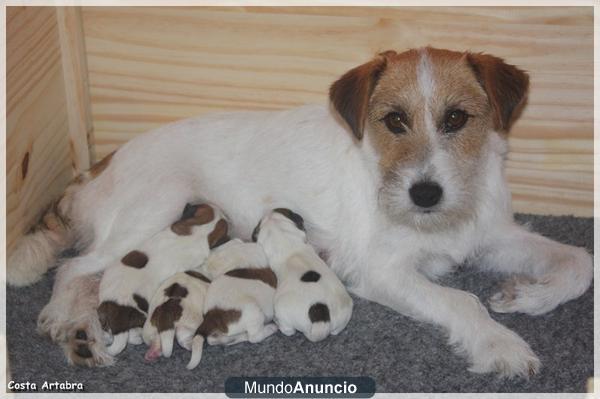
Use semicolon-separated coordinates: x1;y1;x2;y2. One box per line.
247;323;278;343
128;328;144;345
107;332;129;356
221;333;248;345
39;185;190;365
176;326;194;351
478;222;593;316
243;304;277;344
39;273;115;367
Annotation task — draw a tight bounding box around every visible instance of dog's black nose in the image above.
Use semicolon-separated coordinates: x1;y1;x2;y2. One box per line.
409;181;443;208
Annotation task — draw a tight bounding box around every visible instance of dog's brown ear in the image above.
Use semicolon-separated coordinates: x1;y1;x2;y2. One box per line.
329;52;392;140
466;53;529;133
208;219;229;249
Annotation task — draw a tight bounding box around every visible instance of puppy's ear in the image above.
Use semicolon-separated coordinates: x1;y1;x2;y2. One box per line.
273;208;305;232
208;219;228;249
329;52;392;140
181;203;198;220
466;53;529;133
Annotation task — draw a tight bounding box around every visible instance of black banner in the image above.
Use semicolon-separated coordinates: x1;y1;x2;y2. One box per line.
225;377;376;398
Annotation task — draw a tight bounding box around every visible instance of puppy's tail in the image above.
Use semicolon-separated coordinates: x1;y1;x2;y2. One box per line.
307;322;330;342
186;334;205;370
306;302;331;342
7;179;83;286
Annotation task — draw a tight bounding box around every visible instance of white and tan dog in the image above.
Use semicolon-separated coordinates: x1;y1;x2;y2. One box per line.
97;203;228;358
9;47;592;377
142;268;212;369
186;238;278;369
254;209;353;342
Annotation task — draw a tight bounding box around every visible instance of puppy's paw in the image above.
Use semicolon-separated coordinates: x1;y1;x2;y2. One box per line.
279;327;296;336
468;326;540;379
128;328;143;345
489;275;554;316
63;326;114;367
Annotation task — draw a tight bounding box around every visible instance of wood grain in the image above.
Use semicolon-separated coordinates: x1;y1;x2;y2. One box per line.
7;7;75;254
57;6;94;172
78;6;591;216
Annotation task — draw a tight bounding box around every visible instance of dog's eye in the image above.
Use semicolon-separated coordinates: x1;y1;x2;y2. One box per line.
383;112;408;134
443;109;469;133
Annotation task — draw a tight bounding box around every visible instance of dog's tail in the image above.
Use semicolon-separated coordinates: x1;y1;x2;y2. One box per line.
307;321;330;342
7;171;94;287
186;334;205;370
306;302;331;342
7;189;77;286
7;152;114;287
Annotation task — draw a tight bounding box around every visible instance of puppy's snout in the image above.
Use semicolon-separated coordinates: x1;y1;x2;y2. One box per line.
409;181;443;208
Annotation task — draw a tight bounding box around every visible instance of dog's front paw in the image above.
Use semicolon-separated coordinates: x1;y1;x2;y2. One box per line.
63;325;114;367
468;326;540;378
38;299;70;342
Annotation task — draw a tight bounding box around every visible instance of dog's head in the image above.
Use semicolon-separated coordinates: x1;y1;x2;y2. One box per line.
252;208;307;261
330;47;528;231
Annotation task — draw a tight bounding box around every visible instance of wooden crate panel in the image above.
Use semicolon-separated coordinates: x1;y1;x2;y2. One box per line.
6;7;74;254
80;6;593;216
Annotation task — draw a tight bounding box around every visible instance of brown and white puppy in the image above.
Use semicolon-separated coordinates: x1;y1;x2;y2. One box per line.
187;238;277;369
18;47;592;377
253;209;353;342
97;203;228;358
142;268;211;369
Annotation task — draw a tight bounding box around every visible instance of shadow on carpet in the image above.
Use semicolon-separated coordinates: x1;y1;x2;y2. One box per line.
6;214;594;393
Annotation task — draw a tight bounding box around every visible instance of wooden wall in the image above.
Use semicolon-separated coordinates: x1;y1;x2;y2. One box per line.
81;6;593;216
6;7;92;255
7;7;72;255
6;6;593;252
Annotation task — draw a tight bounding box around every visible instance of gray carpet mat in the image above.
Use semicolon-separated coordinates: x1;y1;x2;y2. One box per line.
6;214;593;393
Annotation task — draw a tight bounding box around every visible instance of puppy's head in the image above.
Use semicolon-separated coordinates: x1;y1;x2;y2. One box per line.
171;203;230;248
330;47;529;231
252;208;307;261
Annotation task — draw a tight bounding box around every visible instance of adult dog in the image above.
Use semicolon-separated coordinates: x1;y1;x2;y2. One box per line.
8;47;592;377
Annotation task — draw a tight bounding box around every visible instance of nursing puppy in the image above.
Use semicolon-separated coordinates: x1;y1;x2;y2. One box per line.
254;209;353;342
97;203;228;357
187;239;277;369
143;268;211;369
12;47;592;377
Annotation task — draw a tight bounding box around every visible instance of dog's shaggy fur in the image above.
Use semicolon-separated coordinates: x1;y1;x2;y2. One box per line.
8;47;592;377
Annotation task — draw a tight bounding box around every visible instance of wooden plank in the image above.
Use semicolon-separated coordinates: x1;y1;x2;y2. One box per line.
57;6;94;172
6;7;74;254
81;6;593;216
